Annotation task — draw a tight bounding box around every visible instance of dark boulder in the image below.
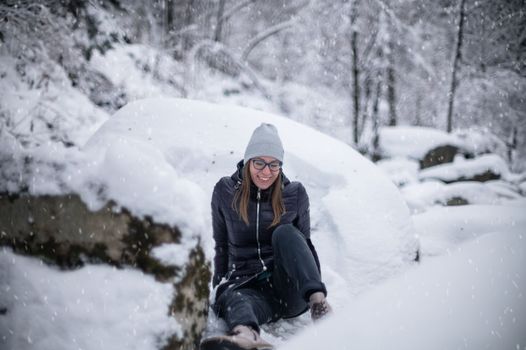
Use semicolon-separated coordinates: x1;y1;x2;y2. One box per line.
445;196;469;206
420;145;463;169
0;192;210;349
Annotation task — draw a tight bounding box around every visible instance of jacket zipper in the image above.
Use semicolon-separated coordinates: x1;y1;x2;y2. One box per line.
256;188;267;271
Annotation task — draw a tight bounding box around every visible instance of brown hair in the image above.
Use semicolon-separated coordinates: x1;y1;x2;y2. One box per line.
233;164;285;227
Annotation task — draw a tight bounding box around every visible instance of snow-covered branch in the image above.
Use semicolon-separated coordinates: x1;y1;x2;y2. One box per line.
241;19;296;62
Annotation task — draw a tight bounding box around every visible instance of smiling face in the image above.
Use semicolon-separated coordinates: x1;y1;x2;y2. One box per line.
249;156;281;190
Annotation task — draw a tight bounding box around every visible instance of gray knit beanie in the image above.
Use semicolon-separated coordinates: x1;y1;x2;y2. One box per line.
244;123;284;164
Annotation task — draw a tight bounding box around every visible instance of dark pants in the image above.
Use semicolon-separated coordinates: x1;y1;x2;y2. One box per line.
214;224;326;332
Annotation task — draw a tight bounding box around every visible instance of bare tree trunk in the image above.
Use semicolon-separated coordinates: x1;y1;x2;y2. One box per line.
371;79;382;161
182;0;195;52
371;41;385;160
415;94;422;126
351;30;360;144
387;37;397;126
164;0;174;44
446;0;466;133
350;0;360;145
507;125;517;166
360;73;372;138
214;0;226;42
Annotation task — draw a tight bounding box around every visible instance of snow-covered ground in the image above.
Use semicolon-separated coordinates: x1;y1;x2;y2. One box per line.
1;98;525;350
281;128;526;349
0;252;180;350
284;222;526;350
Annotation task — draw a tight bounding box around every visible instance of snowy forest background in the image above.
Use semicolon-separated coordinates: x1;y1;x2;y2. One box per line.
0;0;525;169
1;1;526;349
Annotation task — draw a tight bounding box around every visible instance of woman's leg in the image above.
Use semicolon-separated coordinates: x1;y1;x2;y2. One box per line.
272;224;327;318
207;285;274;349
214;286;274;333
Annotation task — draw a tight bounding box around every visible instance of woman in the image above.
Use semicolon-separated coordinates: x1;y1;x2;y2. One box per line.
207;123;331;349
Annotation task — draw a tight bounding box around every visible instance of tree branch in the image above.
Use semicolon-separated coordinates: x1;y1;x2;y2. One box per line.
241;19;296;61
217;0;256;30
188;40;271;99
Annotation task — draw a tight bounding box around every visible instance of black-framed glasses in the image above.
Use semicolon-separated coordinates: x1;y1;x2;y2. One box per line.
251;158;282;172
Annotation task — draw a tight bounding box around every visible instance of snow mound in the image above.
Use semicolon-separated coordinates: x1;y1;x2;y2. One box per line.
1;97;420;348
85;97;418;296
376;157;420;186
453;128;508;158
283;225;526;350
413;204;526;256
0;249;180;350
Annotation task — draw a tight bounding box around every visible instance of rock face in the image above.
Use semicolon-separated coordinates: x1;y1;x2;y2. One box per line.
420;145;462;169
465;170;501;183
0;192;210;350
445;196;470;206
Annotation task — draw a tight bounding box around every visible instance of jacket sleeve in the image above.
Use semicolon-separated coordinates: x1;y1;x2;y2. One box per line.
295;183;311;237
295;183;321;273
211;180;228;288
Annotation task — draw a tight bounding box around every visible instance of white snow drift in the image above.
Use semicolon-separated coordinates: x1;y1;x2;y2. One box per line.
1;98;418;349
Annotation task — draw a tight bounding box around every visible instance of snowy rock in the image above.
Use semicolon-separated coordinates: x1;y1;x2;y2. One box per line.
419;154;510;183
420;144;462;169
1;97;419;348
376;157;420;187
378;126;469;168
453;128;508;159
401;180;522;214
0;193;210;349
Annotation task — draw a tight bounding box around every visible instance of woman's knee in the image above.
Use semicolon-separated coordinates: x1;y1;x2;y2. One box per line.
272;224;304;247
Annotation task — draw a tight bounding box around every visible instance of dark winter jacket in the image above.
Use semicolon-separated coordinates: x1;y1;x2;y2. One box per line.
211;160;321;298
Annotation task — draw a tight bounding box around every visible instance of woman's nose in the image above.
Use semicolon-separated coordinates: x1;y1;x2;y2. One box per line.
261;165;272;174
